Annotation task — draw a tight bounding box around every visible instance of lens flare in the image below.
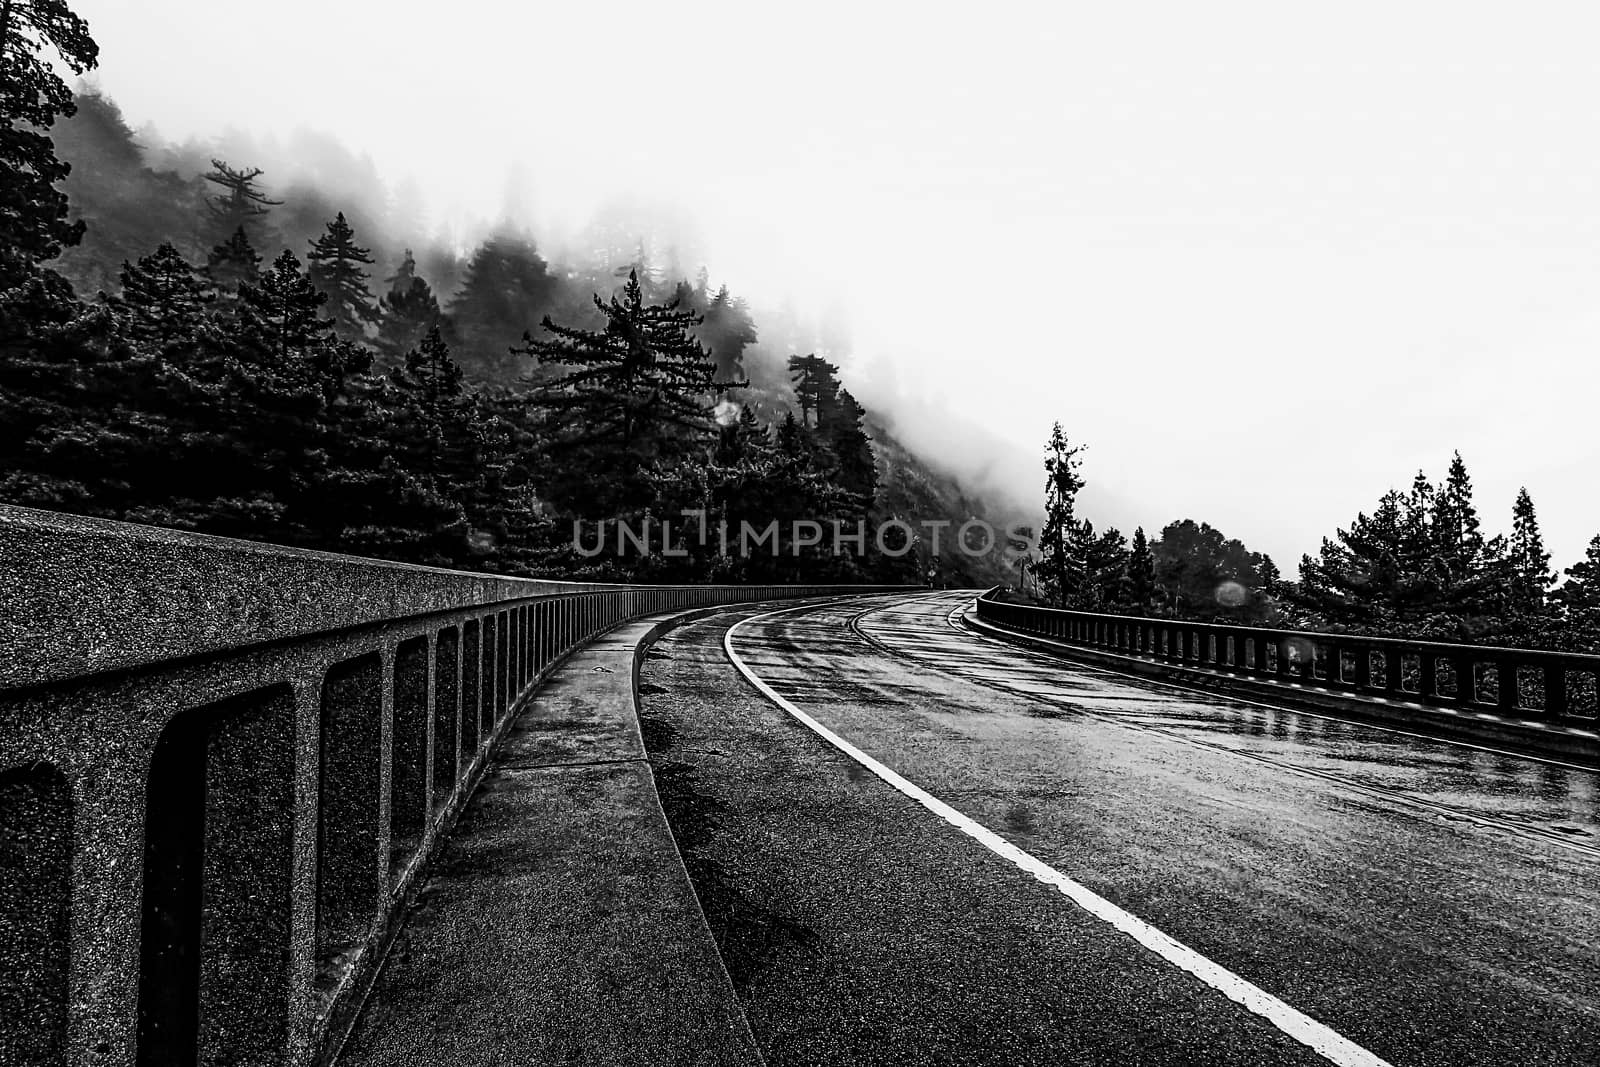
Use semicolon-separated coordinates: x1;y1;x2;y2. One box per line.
1214;580;1248;608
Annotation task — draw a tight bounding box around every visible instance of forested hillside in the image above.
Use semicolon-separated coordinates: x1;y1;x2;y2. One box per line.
1;13;1022;587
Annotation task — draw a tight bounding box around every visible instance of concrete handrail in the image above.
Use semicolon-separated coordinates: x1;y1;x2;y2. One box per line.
975;590;1600;721
0;503;906;1067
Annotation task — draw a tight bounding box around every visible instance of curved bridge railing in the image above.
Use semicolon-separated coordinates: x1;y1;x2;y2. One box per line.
0;504;902;1067
976;590;1600;723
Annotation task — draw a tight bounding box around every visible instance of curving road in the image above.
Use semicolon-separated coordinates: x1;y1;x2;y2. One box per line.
637;590;1600;1066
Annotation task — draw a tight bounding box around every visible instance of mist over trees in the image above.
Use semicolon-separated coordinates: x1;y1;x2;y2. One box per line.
0;8;1021;586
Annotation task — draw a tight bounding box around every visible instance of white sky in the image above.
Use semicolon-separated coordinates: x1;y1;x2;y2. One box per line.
73;0;1600;571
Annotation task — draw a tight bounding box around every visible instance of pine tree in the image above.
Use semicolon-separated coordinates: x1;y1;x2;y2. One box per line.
1038;422;1086;607
393;326;466;467
1508;487;1553;613
447;232;561;381
788;352;840;427
0;0;98;293
698;285;758;384
774;410;809;458
306;211;379;341
375;249;444;366
1127;525;1157;610
330;326;480;564
1151;519;1274;621
1433;451;1486;580
1295;491;1412;628
236;250;332;363
203;159;281;247
823;386;877;503
1080;524;1131;609
517;269;718;516
1555;537;1600;617
205;226;261;297
107;243;212;347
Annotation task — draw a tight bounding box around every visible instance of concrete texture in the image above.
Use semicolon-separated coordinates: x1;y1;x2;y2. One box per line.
338;615;762;1067
0;764;71;1067
0;503;901;1067
0;504;887;690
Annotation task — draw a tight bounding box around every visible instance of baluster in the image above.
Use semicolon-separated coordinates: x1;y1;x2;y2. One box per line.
1454;654;1476;705
1497;657;1519;714
1544;664;1568;719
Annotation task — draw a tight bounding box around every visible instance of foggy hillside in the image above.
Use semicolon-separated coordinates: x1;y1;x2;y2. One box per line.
38;86;1031;587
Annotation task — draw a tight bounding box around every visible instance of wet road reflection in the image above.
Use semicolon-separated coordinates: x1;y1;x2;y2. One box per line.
726;591;1600;1067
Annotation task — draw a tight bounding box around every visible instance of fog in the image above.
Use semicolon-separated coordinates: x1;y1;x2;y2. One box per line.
71;0;1600;570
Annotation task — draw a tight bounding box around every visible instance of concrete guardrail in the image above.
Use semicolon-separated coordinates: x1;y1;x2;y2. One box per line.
0;504;903;1067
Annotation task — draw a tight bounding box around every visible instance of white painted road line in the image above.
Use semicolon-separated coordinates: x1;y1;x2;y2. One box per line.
724;602;1395;1067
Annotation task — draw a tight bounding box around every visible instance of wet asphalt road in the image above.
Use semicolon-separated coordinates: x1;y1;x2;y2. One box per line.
640;591;1600;1067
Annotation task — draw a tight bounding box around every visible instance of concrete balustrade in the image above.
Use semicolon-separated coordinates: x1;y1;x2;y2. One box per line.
976;592;1600;729
0;504;899;1067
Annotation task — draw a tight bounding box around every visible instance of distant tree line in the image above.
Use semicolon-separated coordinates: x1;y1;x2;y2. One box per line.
1030;424;1282;623
1031;422;1598;652
0;4;913;584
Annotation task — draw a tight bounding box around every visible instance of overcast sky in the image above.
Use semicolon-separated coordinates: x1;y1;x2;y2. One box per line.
73;0;1600;571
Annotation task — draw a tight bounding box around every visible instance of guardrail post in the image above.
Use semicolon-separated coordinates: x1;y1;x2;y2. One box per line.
1544;664;1568;719
1454;653;1476;705
1496;657;1519;714
1353;645;1372;690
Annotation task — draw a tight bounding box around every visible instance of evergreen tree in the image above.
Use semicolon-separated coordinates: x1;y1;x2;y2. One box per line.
1432;451;1486;581
1508;487;1553;613
788;352;840;427
1079;523;1131;609
698;284;758;384
1153;519;1273;621
1127;525;1157;610
375;248;444;366
822;386;878;503
1555;537;1600;616
448;232;561;381
203;159;281;247
205;226;261;297
306;211;379;341
236;250;333;363
392;326;466;469
106;243;212;347
0;0;98;293
774;409;809;458
517;269;717;516
323;326;482;564
1295;455;1517;639
1038;422;1086;607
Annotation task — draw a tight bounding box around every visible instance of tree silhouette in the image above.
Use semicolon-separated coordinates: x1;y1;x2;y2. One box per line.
0;0;99;292
306;212;379;340
518;269;717;515
203;158;281;246
376;248;445;365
